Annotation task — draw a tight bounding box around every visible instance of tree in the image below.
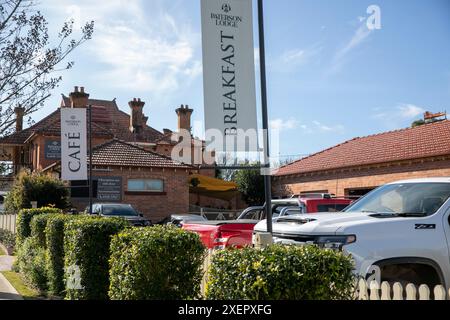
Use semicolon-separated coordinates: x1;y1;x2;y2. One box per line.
234;169;265;206
4;170;69;212
0;0;94;136
411;119;426;128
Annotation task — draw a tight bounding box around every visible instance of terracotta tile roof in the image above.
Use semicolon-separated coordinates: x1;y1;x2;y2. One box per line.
0;110;60;145
0;96;166;145
275;120;450;177
90;139;192;169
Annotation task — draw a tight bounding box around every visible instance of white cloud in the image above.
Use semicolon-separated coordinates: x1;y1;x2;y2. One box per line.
312;121;345;133
43;0;201;94
270;118;299;131
331;20;374;73
397;104;425;118
274;44;322;71
272;119;344;135
373;103;426;128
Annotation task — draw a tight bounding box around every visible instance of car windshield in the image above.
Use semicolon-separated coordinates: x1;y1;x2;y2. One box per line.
344;183;450;216
102;205;138;216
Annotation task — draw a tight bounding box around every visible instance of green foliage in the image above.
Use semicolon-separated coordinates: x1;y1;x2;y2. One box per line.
16;207;62;244
234;168;265;206
206;245;355;300
15;237;48;292
0;228;15;249
109;226;206;300
412;119;426;127
30;214;53;248
64;217;130;300
45;214;90;296
4;171;69;213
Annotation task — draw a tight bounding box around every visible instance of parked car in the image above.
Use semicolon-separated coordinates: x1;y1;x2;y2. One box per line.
184;196;353;250
254;178;450;288
183;220;257;250
159;214;208;227
0;191;6;213
86;203;152;227
237;195;353;220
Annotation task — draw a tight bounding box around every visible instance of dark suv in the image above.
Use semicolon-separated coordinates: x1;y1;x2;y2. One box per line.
87;203;152;227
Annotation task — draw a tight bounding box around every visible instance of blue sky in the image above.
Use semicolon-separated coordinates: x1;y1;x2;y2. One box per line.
35;0;450;162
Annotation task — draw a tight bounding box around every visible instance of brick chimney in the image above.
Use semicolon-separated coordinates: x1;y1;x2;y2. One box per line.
69;86;89;108
14;106;25;132
176;104;193;133
129;98;148;134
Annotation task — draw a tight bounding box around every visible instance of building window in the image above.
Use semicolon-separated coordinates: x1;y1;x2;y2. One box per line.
70;180;98;198
127;179;164;192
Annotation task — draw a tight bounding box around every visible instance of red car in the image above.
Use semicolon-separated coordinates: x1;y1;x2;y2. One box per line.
182;220;256;250
183;195;353;250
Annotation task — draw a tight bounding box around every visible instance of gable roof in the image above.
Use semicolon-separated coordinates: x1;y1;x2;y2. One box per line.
0;96;166;145
90;139;192;169
275;120;450;177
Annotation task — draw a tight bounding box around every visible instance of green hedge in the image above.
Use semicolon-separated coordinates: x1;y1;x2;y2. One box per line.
15;237;48;291
16;207;62;244
30;214;54;248
206;245;355;300
0;229;15;250
64;217;129;300
109;226;206;300
46;214;88;296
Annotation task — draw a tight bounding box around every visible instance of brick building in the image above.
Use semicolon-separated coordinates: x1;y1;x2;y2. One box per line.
273;119;450;198
0;87;237;220
44;139;192;221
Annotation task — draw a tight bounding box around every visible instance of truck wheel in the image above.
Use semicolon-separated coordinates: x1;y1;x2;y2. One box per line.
379;263;441;289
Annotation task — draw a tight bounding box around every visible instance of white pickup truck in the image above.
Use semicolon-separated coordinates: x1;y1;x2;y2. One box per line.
254;178;450;288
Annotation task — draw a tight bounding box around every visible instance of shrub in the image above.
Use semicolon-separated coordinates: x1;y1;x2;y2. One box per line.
15;237;48;291
0;229;15;250
109;226;206;300
4;170;69;213
30;214;54;248
64;217;129;300
16;207;62;244
206;245;355;300
46;214;88;296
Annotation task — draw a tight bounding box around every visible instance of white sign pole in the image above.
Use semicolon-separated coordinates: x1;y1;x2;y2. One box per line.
61;108;88;181
201;0;258;152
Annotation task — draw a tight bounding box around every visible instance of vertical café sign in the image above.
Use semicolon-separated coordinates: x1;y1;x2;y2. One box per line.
61;108;87;181
201;0;258;151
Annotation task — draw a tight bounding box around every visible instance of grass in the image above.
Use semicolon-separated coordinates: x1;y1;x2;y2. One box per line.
1;271;44;300
0;246;6;256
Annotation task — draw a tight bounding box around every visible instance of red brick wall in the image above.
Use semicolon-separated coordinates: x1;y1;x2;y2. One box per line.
71;166;190;222
31;135;111;171
273;157;450;198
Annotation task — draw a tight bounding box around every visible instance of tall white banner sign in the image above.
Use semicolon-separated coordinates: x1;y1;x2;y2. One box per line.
61;108;87;181
201;0;258;152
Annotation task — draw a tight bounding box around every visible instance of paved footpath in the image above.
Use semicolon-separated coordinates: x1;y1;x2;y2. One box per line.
0;255;23;300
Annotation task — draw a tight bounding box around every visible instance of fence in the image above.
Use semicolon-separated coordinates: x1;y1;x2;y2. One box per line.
0;214;17;234
355;279;450;300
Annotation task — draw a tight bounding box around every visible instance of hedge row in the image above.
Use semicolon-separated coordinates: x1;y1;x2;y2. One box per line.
0;229;15;250
205;245;355;300
16;207;62;244
46;214;86;295
64;218;130;300
109;226;206;300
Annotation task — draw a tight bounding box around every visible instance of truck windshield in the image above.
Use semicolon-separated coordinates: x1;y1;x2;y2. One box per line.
344;183;450;216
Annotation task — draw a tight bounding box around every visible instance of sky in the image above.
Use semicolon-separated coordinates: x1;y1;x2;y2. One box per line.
33;0;450;162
